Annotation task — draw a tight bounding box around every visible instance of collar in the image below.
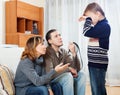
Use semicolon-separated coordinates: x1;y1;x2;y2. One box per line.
47;46;62;53
35;57;43;65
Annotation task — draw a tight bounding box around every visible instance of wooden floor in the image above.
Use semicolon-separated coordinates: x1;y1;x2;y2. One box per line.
85;84;120;95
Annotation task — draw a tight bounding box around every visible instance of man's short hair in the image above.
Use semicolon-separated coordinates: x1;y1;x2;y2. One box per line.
46;29;57;46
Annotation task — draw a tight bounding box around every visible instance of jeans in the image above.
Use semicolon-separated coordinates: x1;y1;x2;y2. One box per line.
51;82;63;95
74;70;86;95
88;66;107;95
25;86;48;95
52;72;74;95
52;71;86;95
25;83;62;95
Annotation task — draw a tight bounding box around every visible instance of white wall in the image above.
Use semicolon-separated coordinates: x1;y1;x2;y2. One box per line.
20;0;45;7
0;0;5;44
0;0;45;44
0;46;24;73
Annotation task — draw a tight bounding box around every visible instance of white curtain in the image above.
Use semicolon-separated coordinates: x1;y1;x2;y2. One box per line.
45;0;120;86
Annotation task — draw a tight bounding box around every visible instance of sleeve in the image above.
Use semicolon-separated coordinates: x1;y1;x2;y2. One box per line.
46;84;52;89
44;55;54;73
20;60;56;86
63;49;80;72
83;17;93;35
83;17;110;38
44;55;68;78
72;55;81;72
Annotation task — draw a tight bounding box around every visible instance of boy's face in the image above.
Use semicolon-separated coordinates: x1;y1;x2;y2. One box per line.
85;11;99;25
48;31;63;47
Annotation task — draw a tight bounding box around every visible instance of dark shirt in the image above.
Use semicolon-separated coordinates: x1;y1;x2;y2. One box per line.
83;17;111;69
83;17;111;50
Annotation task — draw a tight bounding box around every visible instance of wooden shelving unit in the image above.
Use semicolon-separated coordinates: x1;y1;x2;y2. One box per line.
6;1;44;47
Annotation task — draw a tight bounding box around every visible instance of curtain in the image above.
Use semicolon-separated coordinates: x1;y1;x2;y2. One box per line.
45;0;120;86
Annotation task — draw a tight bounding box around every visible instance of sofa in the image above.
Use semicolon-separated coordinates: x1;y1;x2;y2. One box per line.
0;45;24;95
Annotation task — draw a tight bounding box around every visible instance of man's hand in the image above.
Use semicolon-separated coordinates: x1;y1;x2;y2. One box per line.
68;42;76;57
48;89;54;95
69;67;78;78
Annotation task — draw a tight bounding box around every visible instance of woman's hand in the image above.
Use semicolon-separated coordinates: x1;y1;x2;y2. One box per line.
55;63;70;73
48;89;54;95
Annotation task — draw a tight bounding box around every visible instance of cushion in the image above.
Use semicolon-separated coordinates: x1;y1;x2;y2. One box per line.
0;78;8;95
0;64;15;95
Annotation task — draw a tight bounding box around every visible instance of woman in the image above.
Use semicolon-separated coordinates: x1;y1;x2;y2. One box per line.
14;36;69;95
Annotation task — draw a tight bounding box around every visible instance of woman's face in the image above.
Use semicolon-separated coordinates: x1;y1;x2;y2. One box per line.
36;42;46;56
85;11;99;25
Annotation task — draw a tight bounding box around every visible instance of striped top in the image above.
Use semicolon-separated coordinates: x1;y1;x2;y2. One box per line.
83;17;111;69
88;46;108;69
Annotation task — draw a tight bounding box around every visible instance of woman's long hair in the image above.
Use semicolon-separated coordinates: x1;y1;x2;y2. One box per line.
21;36;43;61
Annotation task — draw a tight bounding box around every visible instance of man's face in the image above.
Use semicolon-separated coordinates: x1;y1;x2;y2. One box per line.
48;31;63;47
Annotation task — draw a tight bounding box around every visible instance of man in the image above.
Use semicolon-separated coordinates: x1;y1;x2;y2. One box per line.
44;29;86;95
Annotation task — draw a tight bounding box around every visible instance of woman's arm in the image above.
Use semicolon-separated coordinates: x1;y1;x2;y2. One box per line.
20;59;56;86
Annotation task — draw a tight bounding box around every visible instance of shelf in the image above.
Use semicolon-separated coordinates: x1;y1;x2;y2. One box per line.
6;1;44;47
26;19;33;32
17;18;25;33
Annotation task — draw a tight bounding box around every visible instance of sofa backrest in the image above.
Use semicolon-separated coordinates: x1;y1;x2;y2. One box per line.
0;64;15;95
0;46;24;73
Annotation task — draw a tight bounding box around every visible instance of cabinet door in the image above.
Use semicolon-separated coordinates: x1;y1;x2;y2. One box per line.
6;1;17;34
33;7;40;21
38;8;44;36
17;1;40;20
18;33;35;47
6;1;18;45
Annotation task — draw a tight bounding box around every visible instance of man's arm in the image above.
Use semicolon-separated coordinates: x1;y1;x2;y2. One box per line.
67;42;81;72
62;47;80;72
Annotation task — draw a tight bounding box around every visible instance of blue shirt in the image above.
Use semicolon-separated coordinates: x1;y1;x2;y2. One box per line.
83;17;111;50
